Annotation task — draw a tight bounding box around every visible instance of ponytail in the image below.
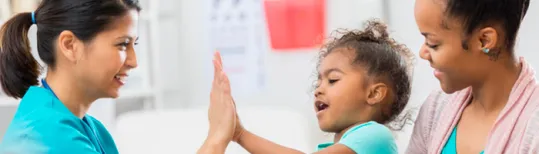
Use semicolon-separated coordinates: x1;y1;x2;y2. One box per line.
0;12;41;99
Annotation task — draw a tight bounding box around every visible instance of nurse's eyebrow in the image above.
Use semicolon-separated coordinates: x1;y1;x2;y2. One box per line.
116;36;138;41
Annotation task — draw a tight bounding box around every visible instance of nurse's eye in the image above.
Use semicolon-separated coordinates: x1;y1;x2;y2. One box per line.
116;42;129;51
117;42;129;47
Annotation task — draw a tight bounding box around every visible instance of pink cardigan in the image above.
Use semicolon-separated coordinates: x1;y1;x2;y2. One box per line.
406;58;539;154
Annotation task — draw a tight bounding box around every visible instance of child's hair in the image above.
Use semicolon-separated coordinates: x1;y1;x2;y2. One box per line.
317;19;415;131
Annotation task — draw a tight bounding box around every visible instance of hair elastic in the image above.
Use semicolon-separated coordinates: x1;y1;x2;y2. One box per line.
31;12;36;24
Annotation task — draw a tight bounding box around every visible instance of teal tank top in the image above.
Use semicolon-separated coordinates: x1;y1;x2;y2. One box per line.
442;126;484;154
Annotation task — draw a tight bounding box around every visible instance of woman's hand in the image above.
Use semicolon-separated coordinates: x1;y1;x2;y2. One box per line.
205;52;237;146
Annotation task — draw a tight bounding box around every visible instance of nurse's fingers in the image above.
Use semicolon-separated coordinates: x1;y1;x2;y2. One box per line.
221;71;231;94
213;59;219;81
215;51;223;69
212;56;224;84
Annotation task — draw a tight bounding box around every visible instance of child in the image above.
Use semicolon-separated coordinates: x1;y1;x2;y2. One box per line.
200;19;415;154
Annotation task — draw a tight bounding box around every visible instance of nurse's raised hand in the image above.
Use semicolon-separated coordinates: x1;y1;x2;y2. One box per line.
198;52;237;154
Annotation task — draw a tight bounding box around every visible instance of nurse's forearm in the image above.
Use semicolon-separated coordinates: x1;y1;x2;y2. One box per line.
237;130;305;154
197;139;228;154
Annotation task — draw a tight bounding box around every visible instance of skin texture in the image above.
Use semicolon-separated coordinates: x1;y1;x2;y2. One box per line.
45;10;139;118
414;0;522;153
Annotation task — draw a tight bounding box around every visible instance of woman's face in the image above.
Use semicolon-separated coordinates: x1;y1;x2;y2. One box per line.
414;0;490;93
74;10;139;98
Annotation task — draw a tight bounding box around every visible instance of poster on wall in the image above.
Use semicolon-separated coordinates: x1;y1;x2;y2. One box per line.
264;0;326;50
209;0;268;97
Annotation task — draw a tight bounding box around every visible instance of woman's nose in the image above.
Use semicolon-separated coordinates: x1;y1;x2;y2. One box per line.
125;48;138;69
419;45;431;61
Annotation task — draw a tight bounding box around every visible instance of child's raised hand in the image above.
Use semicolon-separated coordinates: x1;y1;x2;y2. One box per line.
232;99;245;143
206;51;237;145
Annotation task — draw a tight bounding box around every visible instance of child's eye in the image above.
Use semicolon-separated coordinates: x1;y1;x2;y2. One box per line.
328;79;339;84
425;42;439;50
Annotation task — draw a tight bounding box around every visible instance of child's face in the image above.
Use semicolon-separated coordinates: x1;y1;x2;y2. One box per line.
315;48;376;133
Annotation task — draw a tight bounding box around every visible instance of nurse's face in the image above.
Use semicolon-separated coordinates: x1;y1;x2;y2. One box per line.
74;10;139;98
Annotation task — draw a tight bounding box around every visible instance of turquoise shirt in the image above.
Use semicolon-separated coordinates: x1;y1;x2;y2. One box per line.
0;86;118;154
442;126;484;154
317;121;398;154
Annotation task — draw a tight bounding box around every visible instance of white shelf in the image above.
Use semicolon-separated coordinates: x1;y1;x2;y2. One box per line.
0;96;19;107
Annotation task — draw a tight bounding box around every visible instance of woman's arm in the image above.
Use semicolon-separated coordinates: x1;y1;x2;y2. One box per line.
405;90;446;154
405;106;429;154
197;139;228;154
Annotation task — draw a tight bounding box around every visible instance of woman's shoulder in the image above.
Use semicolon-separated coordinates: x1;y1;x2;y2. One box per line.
4;105;85;139
1;88;98;153
0;109;96;153
408;89;467;145
417;89;464;124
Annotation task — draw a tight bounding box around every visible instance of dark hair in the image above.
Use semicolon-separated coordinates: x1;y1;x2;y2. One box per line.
0;0;141;99
443;0;530;52
318;19;415;131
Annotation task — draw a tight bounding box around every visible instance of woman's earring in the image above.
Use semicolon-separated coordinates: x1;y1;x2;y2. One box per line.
482;48;490;54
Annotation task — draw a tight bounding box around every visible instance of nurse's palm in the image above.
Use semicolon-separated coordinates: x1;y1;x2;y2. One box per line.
208;53;237;143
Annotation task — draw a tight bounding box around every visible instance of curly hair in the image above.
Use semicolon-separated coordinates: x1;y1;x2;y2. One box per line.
317;19;415;131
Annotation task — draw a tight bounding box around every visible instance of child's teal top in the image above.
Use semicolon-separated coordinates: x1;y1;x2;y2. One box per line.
316;121;398;154
442;126;484;154
0;86;118;154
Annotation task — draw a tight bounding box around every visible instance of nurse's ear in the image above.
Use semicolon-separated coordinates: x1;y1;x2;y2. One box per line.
57;30;85;63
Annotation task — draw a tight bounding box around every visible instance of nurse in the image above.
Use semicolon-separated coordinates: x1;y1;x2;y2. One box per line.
0;0;140;153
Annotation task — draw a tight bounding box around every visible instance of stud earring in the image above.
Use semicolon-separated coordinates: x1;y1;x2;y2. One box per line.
482;48;490;54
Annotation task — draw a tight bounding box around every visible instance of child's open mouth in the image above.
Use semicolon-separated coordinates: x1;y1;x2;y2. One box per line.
315;101;329;113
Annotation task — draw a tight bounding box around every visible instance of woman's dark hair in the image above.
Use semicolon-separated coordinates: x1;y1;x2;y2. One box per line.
318;19;415;131
0;0;141;99
442;0;530;52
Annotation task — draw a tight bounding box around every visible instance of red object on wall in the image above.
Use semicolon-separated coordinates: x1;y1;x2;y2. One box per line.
264;0;326;50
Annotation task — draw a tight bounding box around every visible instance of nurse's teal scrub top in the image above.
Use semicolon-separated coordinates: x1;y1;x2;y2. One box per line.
0;85;118;154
